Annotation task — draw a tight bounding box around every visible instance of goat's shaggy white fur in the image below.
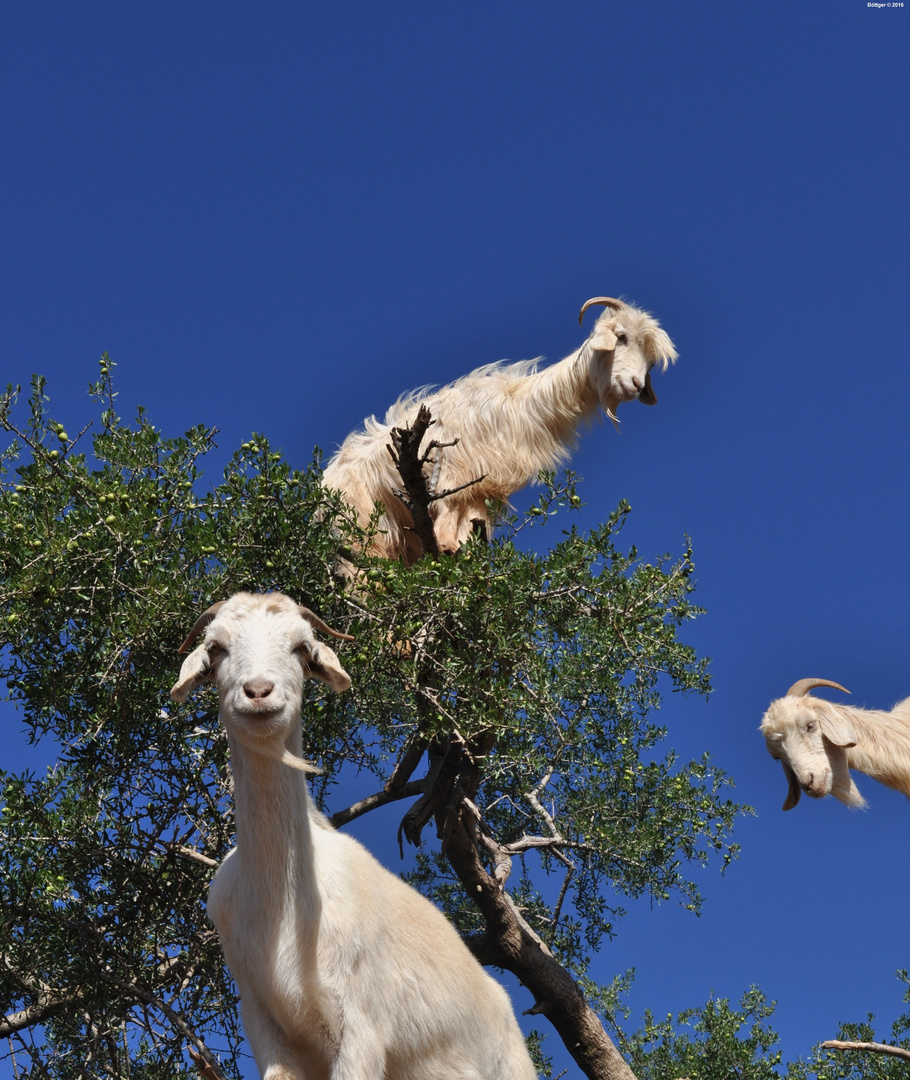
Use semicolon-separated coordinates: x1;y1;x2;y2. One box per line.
323;297;677;564
171;591;536;1080
760;678;910;810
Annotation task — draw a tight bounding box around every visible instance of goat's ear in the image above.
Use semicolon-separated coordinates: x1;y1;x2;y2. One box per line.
589;322;618;352
299;640;351;693
638;371;658;406
170;642;216;703
781;760;802;811
819;707;858;748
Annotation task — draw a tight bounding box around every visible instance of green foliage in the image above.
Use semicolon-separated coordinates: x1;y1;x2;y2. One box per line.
0;361;748;1076
0;364;353;1078
374;505;740;964
623;987;784;1080
787;971;910;1080
619;975;910;1080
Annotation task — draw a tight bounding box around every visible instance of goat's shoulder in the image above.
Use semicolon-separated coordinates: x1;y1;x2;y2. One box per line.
313;827;485;974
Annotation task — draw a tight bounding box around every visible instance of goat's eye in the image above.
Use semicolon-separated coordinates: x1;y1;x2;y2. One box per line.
201;643;224;671
616;332;628;344
805;721;816;732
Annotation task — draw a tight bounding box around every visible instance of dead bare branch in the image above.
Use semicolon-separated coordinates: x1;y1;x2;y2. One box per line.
386;405;441;557
386;405;485;559
821;1039;910;1061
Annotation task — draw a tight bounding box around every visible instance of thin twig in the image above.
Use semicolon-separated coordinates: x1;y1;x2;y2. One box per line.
424;474;488;505
550;864;575;941
161;843;218;869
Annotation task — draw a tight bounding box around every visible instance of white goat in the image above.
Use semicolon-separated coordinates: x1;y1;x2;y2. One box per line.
760;677;910;810
170;591;536;1080
323;297;677;564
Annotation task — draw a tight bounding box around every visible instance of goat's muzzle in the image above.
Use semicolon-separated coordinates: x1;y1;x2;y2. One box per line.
243;679;275;702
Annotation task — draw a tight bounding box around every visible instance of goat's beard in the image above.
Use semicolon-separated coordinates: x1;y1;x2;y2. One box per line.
251;739;322;774
227;710;323;774
829;758;867;808
599;384;631;431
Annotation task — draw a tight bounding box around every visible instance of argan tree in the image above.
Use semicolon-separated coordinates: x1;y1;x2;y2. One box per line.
0;360;747;1079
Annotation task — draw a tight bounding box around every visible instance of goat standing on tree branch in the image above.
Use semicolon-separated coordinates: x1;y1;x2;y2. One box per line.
171;592;537;1080
323;296;677;564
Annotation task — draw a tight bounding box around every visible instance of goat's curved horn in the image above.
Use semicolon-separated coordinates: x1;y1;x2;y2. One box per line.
785;677;851;698
297;606;355;642
177;601;227;654
578;297;624;325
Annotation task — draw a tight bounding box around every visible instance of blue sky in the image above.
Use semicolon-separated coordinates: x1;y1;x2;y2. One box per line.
2;2;909;1075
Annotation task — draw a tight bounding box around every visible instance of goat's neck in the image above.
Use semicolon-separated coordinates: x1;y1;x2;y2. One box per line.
521;344;601;441
840;703;910;797
226;720;320;907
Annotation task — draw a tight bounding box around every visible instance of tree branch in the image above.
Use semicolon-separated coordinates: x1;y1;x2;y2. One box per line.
398;739;463;848
386;405;442;557
386;404;485;559
384;737;429;795
161;842;219;868
426;474;488;504
189;1046;229;1080
0;988;88;1038
821;1039;910;1061
442;796;638;1080
329;779;426;828
97;969;224;1076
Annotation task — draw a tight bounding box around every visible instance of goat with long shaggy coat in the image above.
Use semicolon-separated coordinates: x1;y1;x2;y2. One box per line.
760;677;910;810
171;592;537;1080
323;297;677;564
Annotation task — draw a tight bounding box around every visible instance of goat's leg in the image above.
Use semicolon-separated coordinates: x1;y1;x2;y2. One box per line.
431;501;474;556
241;996;322;1080
328;1019;386;1080
261;1067;305;1080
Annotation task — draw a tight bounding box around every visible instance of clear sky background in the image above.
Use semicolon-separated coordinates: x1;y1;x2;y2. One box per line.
1;2;908;1076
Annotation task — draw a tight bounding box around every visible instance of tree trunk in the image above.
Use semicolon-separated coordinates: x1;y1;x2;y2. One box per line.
442;800;637;1080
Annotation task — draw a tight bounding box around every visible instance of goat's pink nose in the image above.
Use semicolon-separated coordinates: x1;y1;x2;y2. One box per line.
243;680;274;701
